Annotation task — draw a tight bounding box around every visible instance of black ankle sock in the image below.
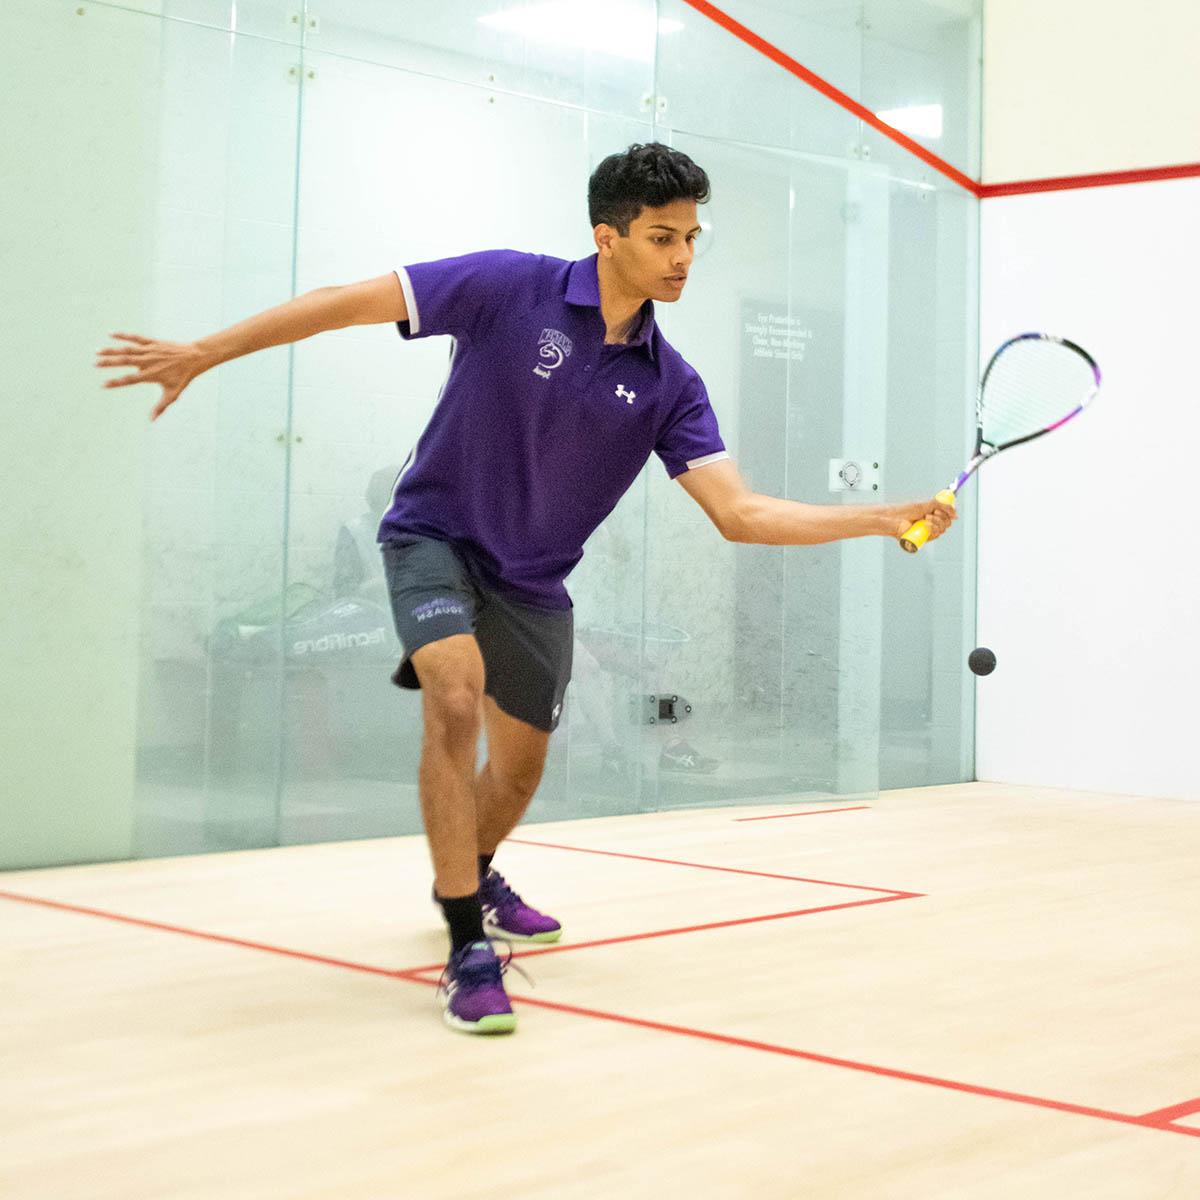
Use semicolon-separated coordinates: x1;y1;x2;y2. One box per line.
478;852;494;880
436;890;485;953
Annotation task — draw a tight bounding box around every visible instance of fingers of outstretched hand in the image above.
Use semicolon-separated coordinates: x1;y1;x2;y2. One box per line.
95;333;198;419
97;341;174;390
150;393;178;421
102;372;146;389
97;337;153;378
97;338;151;362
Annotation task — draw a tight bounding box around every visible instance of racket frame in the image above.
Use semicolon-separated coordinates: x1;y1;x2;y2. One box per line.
898;332;1101;554
943;331;1102;499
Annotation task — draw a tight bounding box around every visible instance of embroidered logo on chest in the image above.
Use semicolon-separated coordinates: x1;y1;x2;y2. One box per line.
615;384;637;405
532;328;573;380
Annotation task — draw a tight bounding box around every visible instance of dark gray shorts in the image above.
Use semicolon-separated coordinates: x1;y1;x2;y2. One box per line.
381;534;573;733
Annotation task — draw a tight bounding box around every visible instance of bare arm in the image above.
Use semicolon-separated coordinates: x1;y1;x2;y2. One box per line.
676;458;956;546
96;271;407;420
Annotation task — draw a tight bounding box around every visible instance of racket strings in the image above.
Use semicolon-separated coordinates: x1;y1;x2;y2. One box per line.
980;339;1098;447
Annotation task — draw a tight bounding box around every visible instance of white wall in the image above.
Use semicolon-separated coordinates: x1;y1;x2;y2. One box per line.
976;178;1200;798
983;0;1200;182
978;0;1199;799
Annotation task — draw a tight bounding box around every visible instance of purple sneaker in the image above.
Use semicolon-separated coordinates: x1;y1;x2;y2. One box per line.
438;940;517;1035
479;869;562;944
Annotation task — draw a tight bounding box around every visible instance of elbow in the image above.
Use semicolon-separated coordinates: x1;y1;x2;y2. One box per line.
720;497;756;543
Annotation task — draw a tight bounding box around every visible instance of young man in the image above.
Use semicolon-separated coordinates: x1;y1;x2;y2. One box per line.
98;143;955;1036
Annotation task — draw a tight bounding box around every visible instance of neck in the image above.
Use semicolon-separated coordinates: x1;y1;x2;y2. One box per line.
596;254;645;344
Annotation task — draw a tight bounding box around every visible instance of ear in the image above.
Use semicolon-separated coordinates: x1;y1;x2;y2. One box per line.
594;224;618;257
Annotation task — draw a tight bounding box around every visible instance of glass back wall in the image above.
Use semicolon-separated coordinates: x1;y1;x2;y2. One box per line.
2;0;980;867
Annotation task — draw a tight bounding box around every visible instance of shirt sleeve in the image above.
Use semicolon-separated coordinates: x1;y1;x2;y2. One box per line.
654;372;729;479
394;249;533;343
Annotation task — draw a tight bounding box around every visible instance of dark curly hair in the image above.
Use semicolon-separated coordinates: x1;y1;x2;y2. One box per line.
588;143;710;235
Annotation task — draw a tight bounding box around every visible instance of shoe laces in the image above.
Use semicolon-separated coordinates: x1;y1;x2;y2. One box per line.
481;869;525;916
435;937;533;1006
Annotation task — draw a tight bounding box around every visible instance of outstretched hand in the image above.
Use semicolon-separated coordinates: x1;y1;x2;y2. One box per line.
96;333;212;421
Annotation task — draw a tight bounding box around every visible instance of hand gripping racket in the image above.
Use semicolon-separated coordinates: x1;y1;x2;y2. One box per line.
900;333;1102;553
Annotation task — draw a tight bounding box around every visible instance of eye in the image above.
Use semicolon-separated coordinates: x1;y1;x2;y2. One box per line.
653;236;671;245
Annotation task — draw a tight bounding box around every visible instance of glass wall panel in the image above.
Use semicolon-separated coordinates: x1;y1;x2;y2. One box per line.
281;48;657;839
4;0;979;867
647;135;890;808
311;0;657;120
133;19;300;855
659;0;864;158
160;0;303;42
878;181;978;787
2;0;165;868
859;0;983;182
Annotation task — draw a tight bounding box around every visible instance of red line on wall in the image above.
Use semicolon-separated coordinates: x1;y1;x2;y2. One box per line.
680;0;1199;199
734;806;870;822
678;0;982;196
979;161;1200;197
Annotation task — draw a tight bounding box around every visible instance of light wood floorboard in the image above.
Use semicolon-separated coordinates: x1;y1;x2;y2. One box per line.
2;783;1198;1198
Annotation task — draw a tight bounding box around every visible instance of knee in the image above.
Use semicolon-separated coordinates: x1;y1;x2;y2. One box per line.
424;684;483;742
489;757;545;802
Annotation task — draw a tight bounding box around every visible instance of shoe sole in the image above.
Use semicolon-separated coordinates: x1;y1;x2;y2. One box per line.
443;1010;517;1035
483;920;562;944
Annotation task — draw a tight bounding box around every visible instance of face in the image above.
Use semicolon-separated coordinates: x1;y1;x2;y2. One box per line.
596;199;701;303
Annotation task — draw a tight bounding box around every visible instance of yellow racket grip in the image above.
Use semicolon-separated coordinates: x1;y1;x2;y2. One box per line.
899;489;956;554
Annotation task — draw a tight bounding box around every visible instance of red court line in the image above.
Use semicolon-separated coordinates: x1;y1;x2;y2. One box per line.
679;0;981;196
735;806;870;822
4;872;1196;1141
505;837;916;897
0;888;426;984
401;892;916;975
401;973;1200;1141
980;161;1200;198
1138;1097;1200;1125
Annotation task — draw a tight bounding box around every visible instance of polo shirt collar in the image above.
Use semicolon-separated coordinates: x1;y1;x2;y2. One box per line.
566;254;657;360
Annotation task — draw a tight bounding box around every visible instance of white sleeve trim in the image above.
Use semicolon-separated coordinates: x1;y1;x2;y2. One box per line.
685;450;730;471
396;266;420;335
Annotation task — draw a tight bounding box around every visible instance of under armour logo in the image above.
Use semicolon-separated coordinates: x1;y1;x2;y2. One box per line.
615;384;636;404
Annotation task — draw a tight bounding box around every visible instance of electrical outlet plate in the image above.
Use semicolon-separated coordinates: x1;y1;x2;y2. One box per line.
828;458;882;493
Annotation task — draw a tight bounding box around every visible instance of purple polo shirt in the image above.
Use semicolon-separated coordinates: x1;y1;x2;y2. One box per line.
378;250;728;610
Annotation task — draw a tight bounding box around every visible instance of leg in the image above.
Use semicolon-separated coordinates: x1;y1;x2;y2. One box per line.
467;588;569;943
411;633;485;899
475;695;550;856
474;695;562;944
381;538;517;1034
411;635;519;1034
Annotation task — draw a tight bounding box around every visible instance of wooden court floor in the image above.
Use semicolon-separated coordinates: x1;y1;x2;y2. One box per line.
2;782;1198;1199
